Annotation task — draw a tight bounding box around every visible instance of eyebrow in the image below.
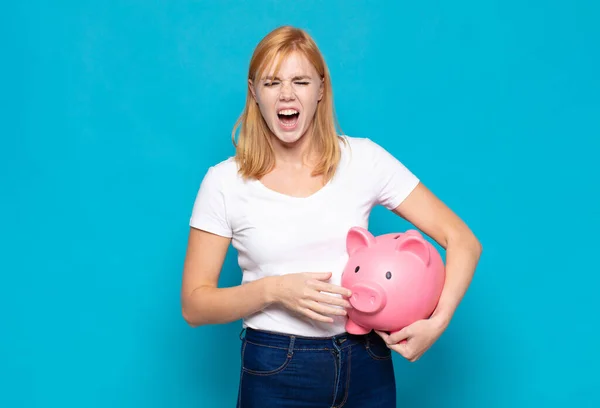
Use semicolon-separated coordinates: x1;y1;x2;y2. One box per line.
262;75;312;81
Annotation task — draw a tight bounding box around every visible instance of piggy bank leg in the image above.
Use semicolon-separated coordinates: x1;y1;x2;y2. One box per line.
345;319;371;335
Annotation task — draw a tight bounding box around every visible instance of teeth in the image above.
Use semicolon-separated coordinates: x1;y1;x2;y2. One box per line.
278;109;298;116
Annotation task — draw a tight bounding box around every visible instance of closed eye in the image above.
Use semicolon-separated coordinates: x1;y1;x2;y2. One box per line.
263;81;309;87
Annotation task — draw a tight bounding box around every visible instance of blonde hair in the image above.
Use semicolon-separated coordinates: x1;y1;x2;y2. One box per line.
231;26;345;182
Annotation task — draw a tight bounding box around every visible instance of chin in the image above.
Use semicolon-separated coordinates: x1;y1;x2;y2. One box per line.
275;132;304;145
271;124;308;146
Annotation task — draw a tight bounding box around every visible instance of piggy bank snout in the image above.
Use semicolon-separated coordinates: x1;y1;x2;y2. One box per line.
349;282;387;314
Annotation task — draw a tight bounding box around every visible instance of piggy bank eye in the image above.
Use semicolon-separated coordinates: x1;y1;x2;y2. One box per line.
355;266;360;273
385;271;392;279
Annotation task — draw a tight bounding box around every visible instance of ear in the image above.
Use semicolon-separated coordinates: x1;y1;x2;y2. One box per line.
403;229;421;238
346;227;376;256
318;77;324;101
395;235;430;266
248;79;258;103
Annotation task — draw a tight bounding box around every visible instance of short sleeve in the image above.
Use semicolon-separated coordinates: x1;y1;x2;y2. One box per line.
365;138;420;210
189;166;233;238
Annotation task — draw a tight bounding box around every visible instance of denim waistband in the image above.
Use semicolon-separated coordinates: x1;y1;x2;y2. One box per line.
241;327;377;352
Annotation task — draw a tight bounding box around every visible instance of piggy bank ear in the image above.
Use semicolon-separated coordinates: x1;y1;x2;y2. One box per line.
346;227;376;256
395;235;430;265
403;230;422;238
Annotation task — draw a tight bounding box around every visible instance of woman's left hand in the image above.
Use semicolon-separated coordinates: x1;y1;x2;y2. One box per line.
375;316;448;362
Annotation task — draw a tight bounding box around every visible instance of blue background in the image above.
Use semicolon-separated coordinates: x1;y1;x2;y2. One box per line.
2;1;599;407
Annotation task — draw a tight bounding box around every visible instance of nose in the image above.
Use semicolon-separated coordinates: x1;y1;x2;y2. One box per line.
349;282;387;314
279;81;295;100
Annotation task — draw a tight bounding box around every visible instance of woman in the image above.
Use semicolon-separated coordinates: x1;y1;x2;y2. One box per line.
181;26;482;407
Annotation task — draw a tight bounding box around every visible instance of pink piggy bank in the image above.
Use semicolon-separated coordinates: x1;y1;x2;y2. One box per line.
341;226;445;335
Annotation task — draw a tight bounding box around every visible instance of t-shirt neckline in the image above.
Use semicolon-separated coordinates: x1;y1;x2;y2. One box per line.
246;136;348;201
250;177;333;201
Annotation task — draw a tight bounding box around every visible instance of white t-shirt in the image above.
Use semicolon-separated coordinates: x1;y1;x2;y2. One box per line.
189;136;420;337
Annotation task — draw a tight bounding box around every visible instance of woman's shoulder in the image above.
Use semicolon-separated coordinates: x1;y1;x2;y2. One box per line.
339;135;388;158
209;156;238;173
202;156;242;186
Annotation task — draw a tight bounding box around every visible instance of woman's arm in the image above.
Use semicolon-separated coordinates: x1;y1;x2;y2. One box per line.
181;228;276;327
393;182;483;328
376;182;482;362
181;228;352;327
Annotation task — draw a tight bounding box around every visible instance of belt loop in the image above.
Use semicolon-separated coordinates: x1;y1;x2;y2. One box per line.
239;327;246;340
287;335;296;357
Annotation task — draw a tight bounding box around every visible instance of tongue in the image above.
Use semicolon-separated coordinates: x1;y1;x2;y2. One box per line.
279;114;298;126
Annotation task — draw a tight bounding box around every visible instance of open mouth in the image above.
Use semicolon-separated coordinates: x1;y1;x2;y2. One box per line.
277;108;300;129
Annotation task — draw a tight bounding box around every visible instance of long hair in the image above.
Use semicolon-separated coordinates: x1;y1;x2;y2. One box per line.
231;26;345;182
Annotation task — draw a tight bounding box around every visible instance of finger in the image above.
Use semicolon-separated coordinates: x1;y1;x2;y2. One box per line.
389;327;411;344
298;307;334;323
302;299;348;317
312;291;352;309
389;343;411;359
308;280;352;297
374;330;391;344
299;299;343;318
307;272;333;281
376;329;408;346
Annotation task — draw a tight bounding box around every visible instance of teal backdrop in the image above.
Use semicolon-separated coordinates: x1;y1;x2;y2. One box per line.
2;1;599;407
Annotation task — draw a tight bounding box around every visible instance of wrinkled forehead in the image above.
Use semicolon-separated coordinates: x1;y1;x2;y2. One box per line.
255;50;319;81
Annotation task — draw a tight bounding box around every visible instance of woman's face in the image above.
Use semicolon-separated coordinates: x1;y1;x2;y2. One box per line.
250;51;324;146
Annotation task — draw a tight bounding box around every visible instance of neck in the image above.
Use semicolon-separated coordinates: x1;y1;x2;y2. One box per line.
270;130;318;170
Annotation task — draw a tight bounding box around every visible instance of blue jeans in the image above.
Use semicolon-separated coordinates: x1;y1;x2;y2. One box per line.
237;327;396;407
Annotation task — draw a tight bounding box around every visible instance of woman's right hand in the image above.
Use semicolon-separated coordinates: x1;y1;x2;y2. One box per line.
268;272;353;323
